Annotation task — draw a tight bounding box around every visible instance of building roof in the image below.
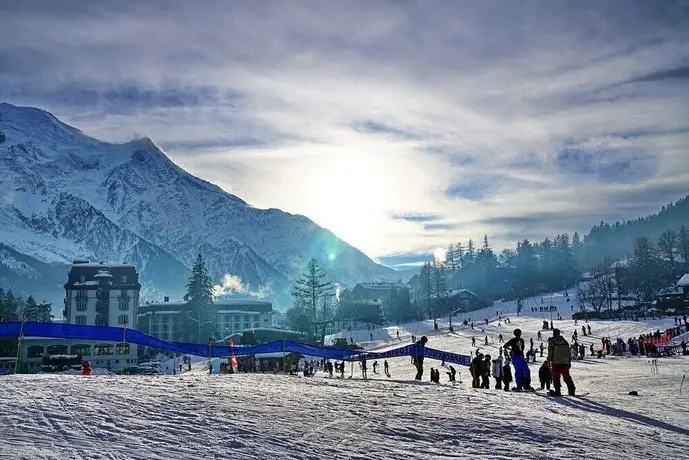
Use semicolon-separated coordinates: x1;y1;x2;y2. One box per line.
64;261;140;290
140;299;273;314
678;273;689;287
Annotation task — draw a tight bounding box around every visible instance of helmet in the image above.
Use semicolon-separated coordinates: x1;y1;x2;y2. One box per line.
513;328;522;337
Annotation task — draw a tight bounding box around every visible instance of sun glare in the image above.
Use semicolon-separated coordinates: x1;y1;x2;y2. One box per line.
303;153;395;255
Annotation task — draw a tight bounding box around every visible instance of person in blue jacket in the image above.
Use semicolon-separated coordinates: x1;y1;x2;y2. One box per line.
503;328;532;391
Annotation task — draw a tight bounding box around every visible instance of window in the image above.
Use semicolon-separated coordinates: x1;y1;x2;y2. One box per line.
118;299;129;311
76;301;87;312
117;343;130;355
28;346;44;358
121;275;127;283
71;344;91;356
253;315;260;322
75;315;87;325
80;275;86;283
47;345;68;355
118;314;128;325
94;344;113;355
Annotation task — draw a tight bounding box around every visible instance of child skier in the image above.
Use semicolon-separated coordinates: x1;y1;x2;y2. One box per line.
492;356;503;389
538;361;552;391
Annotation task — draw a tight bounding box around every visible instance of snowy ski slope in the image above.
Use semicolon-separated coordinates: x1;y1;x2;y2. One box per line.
1;293;688;459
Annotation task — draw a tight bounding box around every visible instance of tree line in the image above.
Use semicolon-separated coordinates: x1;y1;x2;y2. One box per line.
0;288;52;323
578;227;689;312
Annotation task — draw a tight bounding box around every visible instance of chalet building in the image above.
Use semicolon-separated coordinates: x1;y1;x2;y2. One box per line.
19;260;141;373
137;298;275;343
678;274;689;298
351;282;405;301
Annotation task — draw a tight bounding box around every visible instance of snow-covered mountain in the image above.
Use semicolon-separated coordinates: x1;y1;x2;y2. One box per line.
0;102;399;308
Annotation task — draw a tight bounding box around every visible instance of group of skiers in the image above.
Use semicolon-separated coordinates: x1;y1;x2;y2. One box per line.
465;328;576;396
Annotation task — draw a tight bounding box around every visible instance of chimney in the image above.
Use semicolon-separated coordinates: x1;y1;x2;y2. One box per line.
164;296;169;303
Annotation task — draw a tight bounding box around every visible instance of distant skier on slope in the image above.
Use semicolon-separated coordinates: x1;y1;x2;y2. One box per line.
547;328;576;396
503;328;532;392
384;360;391;377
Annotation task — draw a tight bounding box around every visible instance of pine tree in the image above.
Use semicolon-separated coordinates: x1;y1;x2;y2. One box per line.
455;242;465;269
466;239;475;264
182;254;217;343
630;236;661;301
680;225;689;274
23;295;41;321
419;262;433;318
446;244;457;272
432;259;448;315
292;259;334;324
571;232;583;272
0;290;19;322
658;229;678;281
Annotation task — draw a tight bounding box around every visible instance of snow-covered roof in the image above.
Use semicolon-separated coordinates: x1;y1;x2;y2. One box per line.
678;273;689;287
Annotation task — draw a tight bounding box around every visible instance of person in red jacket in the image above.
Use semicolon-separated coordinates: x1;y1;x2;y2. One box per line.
81;361;92;376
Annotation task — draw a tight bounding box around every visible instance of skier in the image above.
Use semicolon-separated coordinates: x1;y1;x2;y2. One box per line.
499;333;504;343
537;331;542;341
413;336;428;380
396;330;400;341
587;324;591;335
472;337;476;347
372;361;378;374
492;356;503;389
481;354;491;389
502;359;513;391
446;365;457;382
547;328;576;396
360;356;368;379
470;353;483;388
538;361;552;391
485;336;489;346
503;328;532;391
384;360;391;377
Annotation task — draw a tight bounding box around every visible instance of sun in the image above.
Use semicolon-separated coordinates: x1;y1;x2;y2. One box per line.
302;153;395;255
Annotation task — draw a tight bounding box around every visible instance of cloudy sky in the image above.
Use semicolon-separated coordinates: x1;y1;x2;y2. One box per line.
1;1;688;268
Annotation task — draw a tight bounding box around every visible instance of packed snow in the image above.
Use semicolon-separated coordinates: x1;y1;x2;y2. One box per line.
1;295;688;459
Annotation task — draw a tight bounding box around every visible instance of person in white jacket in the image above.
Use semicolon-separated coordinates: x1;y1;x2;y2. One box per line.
491;356;504;389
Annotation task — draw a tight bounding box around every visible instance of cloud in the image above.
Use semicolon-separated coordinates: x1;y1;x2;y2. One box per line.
391;212;443;223
212;274;271;299
1;0;688;258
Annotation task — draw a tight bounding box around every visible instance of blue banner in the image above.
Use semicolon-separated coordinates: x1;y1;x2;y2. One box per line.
0;322;471;366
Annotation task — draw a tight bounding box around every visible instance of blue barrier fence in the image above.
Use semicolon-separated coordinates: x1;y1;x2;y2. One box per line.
0;321;471;366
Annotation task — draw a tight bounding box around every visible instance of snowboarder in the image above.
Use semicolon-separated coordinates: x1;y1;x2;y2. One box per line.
503;328;532;391
413;336;428;380
538;361;552;391
492;356;503;389
547;328;576;396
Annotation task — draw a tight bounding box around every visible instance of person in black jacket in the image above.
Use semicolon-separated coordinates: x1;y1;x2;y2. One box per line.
538;361;552;391
502;359;513;391
413;336;428;380
470;353;483;388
